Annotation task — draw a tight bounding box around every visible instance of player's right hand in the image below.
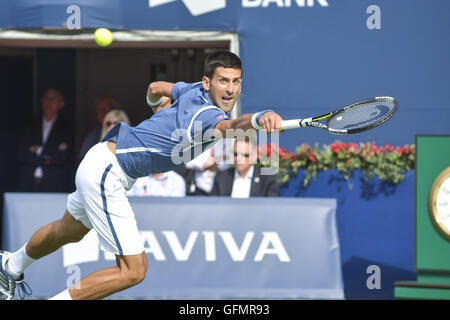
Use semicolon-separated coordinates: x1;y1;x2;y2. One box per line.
259;111;283;134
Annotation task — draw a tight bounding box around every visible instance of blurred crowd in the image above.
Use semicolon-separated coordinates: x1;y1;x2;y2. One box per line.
15;87;279;199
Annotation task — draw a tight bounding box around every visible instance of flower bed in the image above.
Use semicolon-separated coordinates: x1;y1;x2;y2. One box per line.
258;141;416;187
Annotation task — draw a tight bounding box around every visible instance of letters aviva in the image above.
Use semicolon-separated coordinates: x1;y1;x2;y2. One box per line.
63;230;290;266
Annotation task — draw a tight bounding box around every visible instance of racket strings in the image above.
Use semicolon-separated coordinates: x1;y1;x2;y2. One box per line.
327;101;396;131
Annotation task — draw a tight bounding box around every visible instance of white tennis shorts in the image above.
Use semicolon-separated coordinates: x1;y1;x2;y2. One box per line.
67;142;144;256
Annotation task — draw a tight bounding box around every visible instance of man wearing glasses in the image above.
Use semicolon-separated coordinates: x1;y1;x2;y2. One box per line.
211;137;278;198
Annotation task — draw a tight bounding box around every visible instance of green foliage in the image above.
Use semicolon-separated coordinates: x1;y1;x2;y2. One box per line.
258;141;415;187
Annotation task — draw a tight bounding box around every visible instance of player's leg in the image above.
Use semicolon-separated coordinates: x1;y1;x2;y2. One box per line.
61;198;147;300
65;251;148;300
3;210;90;279
50;204;148;300
26;210;90;260
50;141;145;300
52;142;146;299
0;207;91;300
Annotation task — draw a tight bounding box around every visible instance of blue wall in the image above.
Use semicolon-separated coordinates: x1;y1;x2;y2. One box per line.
1;0;449;150
279;169;416;299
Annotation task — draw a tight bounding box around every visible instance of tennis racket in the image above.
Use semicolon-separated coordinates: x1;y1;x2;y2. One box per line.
280;96;398;134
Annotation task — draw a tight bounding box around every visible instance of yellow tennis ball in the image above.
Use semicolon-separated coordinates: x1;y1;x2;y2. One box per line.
94;28;113;47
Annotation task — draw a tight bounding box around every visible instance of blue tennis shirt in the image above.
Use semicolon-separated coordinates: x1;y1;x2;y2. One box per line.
102;82;230;178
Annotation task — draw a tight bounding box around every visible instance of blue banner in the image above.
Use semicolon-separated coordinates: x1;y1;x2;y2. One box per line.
3;193;343;299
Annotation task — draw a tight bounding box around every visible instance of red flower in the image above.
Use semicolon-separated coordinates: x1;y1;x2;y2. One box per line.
402;145;410;155
309;153;317;163
385;144;394;153
330;141;345;154
288;151;296;161
279;147;287;160
330;146;340;154
260;143;275;157
371;144;378;153
347;143;359;152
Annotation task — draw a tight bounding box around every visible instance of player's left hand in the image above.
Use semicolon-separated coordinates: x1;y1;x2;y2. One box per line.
259;111;284;134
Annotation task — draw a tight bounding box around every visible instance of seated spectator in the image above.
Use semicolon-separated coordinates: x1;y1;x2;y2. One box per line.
179;138;232;195
211;137;278;198
101;109;130;140
127;171;186;197
17;88;73;192
78;95;120;163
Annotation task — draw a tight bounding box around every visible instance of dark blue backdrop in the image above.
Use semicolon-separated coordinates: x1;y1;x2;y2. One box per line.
1;0;449;150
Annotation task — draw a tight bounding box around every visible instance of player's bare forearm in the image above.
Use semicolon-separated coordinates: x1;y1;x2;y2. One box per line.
214;114;252;138
230;114;254;131
147;81;174;102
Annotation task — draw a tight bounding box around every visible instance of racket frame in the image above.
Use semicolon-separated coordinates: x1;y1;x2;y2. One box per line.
280;96;398;135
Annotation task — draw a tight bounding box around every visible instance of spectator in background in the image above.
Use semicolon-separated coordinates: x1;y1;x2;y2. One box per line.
211;137;278;198
17;88;73;192
127;171;186;197
178;138;232;195
78;95;120;163
101;109;131;140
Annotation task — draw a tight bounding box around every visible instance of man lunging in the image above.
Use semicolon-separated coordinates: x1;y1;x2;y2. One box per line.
0;51;282;300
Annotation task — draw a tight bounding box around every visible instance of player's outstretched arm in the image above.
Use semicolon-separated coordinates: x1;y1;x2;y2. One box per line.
146;81;174;111
214;111;283;137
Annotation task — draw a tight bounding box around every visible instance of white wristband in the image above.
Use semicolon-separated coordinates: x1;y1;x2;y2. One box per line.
251;112;262;130
146;96;163;108
251;110;273;130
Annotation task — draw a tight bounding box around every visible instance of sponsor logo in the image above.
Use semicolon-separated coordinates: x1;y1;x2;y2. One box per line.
242;0;329;8
149;0;226;16
63;230;290;266
149;0;329;16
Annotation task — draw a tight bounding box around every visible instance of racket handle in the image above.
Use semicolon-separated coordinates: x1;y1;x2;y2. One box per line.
281;119;302;130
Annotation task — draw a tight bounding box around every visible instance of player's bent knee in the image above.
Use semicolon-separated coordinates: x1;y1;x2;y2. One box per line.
56;211;90;244
122;267;147;287
117;252;148;287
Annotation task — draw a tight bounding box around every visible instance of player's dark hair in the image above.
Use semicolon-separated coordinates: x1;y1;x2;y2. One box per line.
203;51;242;79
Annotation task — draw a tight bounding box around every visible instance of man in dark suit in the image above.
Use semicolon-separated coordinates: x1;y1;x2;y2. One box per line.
211;137;278;197
17;88;73;193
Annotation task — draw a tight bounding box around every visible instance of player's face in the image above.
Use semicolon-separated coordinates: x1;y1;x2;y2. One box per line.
203;67;242;113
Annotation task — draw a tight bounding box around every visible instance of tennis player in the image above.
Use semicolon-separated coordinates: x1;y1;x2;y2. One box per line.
0;51;283;300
